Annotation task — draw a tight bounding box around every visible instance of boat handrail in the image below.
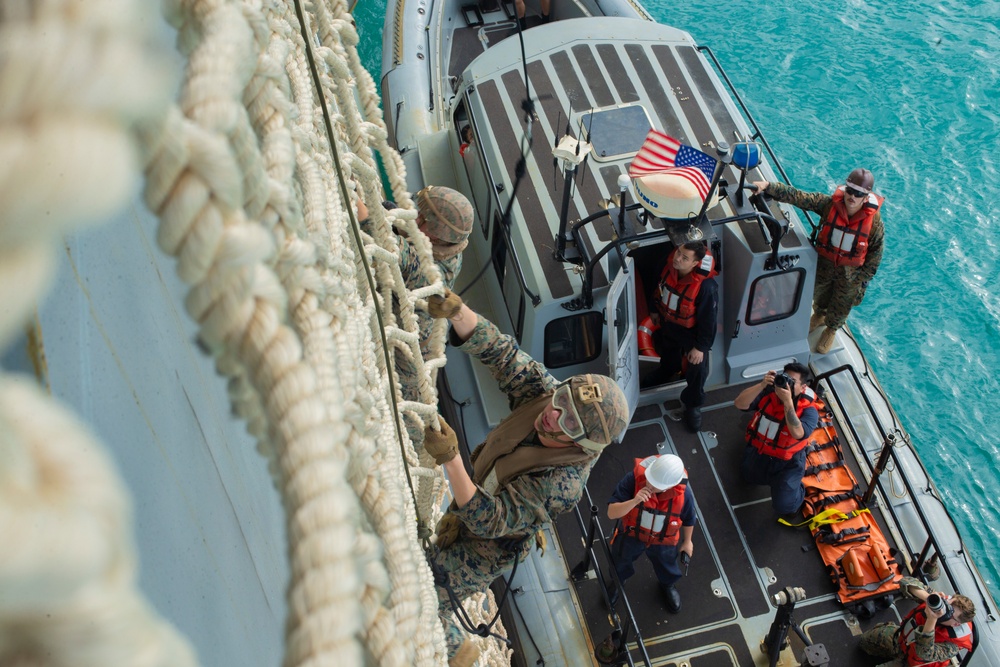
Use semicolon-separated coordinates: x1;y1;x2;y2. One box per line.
425;0;437;111
568;207;792;309
464;89;542;311
569;486;654;667
695;45;819;236
815;364;994;641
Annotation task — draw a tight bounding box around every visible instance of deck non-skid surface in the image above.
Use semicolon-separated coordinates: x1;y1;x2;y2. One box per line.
554;381;909;665
451;17;796;300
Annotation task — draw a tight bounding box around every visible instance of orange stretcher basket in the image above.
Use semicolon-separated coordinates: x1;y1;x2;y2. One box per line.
784;399;903;613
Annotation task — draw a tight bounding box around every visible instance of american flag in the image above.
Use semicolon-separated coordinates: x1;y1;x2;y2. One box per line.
628;129;717;199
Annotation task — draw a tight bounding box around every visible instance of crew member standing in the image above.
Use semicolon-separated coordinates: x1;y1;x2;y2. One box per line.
645;241;718;432
733;363;818;516
753;168;884;355
606;454;696;613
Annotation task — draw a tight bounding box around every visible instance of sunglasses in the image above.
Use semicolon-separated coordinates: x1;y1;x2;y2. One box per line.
843;185;869;199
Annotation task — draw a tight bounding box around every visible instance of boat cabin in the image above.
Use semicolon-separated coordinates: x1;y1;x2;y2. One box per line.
388;19;819;419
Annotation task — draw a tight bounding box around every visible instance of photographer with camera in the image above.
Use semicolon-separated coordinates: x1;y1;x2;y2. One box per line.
733;363;818;517
860;576;975;666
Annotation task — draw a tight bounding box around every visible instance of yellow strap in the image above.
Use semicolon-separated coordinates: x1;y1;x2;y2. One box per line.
778;507;871;530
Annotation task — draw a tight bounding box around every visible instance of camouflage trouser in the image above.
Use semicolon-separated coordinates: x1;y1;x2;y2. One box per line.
813;257;869;331
859;622;904;665
393;313;440;448
392;338;434;448
431;535;527;656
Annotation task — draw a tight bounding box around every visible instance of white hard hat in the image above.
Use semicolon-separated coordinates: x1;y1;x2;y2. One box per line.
646;454;685;490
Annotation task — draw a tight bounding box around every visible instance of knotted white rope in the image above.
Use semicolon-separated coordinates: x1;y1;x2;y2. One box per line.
143;0;493;663
0;0;196;665
3;0;511;662
0;379;199;667
304;2;511;665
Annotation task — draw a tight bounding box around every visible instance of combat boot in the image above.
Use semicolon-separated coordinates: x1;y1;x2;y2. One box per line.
662;585;681;613
815;328;837;355
809;312;826;332
449;638;481;667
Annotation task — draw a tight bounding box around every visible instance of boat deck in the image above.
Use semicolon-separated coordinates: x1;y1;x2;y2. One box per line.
443;16;795;303
553;380;914;666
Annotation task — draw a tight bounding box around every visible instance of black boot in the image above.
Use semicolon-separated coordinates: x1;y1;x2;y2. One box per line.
663;585;681;613
684;406;702;432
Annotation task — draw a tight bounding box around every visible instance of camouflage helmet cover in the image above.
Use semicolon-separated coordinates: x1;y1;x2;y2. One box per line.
416;186;474;245
563;374;628;452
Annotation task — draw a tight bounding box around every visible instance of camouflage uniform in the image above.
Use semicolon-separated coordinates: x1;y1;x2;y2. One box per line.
395;195;468;448
432;317;603;655
399;235;462;356
859;576;967;666
767;182;884;330
386;187;473;447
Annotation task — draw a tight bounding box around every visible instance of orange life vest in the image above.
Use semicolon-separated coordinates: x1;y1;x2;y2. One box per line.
746;387;818;460
815;187;884;267
655;248;716;328
620;456;688;546
897;604;973;667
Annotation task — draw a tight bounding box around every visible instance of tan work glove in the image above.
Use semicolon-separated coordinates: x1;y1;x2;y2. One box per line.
435;512;461;549
427;288;463;319
535;528;547;557
424;416;459;465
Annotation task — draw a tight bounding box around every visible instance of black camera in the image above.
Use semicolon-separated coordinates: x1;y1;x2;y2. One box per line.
773;372;794;389
926;593;955;622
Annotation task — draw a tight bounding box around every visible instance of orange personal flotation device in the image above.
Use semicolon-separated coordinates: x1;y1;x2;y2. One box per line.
783;400;903;612
619;457;688;547
745;387;818;460
638;316;659;358
897;604;973;667
815;187;883;267
655;248;717;328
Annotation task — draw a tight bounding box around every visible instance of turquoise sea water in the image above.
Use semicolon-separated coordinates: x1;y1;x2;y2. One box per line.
354;0;1000;597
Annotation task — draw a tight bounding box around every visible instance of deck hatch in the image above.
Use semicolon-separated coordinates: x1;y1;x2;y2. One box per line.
581;104;653;162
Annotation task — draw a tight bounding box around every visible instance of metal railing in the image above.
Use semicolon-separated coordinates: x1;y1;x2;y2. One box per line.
696;45;820;236
569;206;790;309
815;364;989;666
568;486;653;667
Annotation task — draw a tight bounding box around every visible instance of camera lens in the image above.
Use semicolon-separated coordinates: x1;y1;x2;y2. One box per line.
927;593;943;611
